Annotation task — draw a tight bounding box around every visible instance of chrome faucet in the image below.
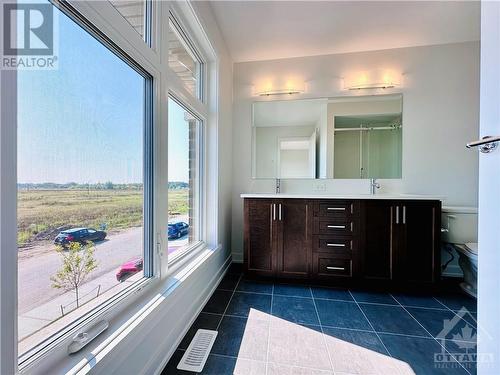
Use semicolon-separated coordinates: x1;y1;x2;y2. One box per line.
275;178;281;194
370;178;380;195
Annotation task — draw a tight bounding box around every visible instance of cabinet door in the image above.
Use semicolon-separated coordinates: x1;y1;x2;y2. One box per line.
362;201;398;280
398;201;440;283
275;199;311;278
244;199;276;276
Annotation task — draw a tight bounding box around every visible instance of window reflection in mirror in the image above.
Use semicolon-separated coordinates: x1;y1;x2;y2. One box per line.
252;94;402;179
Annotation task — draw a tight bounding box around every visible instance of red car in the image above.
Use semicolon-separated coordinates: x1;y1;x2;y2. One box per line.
116;257;143;282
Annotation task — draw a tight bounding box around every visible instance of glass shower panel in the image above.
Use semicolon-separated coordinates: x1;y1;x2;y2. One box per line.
364;128;402;179
333;131;361;178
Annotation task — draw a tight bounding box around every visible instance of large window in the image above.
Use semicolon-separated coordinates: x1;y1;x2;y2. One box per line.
167;97;202;260
168;16;204;99
17;3;152;357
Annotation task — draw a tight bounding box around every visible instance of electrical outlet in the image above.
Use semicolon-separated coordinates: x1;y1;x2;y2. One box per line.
313;181;326;192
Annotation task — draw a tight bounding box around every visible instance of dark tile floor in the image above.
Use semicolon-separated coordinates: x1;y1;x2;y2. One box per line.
162;264;477;375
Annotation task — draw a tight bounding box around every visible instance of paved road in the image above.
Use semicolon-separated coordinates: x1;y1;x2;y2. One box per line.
18;227;144;314
18;222;189;315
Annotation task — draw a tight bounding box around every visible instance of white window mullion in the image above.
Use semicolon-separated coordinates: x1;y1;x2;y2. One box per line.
167;68;208;119
67;0;160;73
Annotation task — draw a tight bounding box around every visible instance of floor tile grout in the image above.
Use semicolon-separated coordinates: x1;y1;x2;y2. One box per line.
311;287;336;374
348;290;393;358
226;285;471;312
234;289;273;296
207;352;340;374
215;273;242;331
273;293;313;299
190;272;477;374
376;330;436;340
432;295;478;315
388;292;473;375
264;282;275;375
433;296;455;311
398;304;458;311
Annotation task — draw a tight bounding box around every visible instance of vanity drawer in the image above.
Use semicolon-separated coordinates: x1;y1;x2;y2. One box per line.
313;200;359;218
313;255;352;278
313;217;356;236
312;235;355;256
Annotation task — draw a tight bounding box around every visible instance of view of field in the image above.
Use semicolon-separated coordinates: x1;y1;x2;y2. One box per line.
17;188;189;246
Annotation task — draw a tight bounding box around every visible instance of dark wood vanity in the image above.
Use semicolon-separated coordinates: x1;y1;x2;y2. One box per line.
243;197;441;287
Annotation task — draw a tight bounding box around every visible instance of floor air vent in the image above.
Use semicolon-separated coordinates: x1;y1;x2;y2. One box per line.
177;329;218;372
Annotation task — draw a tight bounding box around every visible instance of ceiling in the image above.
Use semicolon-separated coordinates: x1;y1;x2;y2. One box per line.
209;1;480;63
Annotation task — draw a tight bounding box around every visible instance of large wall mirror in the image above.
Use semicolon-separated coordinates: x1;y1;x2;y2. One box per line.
252;94;402;179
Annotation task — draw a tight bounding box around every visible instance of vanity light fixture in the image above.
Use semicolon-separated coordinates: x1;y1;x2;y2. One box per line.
254;80;306;97
256;88;304;97
343;70;401;90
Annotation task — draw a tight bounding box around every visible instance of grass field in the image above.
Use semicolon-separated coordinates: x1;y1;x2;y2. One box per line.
17;189;189;246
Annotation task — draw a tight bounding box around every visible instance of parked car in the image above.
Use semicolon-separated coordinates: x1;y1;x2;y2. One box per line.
168;222;189;239
116;257;143;282
54;227;107;246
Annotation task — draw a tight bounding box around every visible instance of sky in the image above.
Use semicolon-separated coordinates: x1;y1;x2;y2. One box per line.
17;5;189;184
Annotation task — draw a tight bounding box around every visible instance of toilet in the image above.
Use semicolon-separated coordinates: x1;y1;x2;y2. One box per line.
454;242;478;298
441;207;478;298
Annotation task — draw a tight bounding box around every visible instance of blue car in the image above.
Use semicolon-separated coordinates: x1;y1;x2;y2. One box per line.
54;227;106;246
168;222;189;239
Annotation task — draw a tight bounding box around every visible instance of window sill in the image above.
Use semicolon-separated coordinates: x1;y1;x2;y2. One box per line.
19;275;157;373
167;240;206;271
23;243;224;375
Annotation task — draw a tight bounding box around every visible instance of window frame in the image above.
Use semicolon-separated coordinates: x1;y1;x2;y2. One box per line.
16;0;162;371
110;0;153;46
162;2;213;272
166;93;206;264
0;0;219;372
168;11;206;102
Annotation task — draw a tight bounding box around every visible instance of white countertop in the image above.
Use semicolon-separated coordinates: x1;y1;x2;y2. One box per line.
240;193;443;200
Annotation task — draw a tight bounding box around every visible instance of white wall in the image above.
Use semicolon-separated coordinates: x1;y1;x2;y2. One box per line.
231;41;480;261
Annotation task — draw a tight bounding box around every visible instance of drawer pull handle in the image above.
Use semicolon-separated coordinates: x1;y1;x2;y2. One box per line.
326;266;345;271
327;207;345;211
327;225;345;229
326;243;345;247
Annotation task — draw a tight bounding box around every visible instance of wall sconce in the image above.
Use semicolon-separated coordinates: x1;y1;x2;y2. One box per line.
343;70;401;90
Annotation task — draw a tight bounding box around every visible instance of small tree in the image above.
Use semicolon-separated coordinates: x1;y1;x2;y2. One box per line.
51;241;98;308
